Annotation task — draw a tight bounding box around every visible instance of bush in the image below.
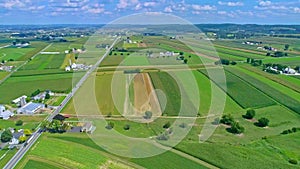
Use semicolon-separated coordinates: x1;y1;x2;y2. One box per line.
45;93;50;99
15;120;23;126
230;61;237;65
220;114;234;125
243;109;256;119
256;117;269;127
1;129;12;142
156;132;169;141
228;122;245;134
163;122;171;129
179;123;187;128
123;124;130;130
105;122;114;130
289;159;298;165
144;111;152;119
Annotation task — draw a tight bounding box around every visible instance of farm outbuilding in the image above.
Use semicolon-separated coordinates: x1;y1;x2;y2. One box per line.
17;102;45;115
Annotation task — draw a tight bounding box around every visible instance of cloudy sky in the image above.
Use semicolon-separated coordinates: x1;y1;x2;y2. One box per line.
0;0;299;24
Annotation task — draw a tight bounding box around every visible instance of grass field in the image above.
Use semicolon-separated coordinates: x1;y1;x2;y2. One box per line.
199;68;276;109
16;133;134;169
226;66;300;114
22;54;65;70
149;72;182;116
0;47;35;61
0;115;46;130
16;132;208;169
239;64;300;93
0;73;75;103
263;57;300;66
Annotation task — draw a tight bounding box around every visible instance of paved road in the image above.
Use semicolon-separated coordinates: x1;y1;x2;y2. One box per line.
0;43;53;85
3;37;120;169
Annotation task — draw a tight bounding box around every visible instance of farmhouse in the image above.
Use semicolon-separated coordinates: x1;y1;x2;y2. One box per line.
8;129;25;149
0;105;14;120
12;95;27;105
284;67;296;74
81;122;96;133
17;102;45;115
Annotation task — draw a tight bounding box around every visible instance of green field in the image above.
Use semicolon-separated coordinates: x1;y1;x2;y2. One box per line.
0;73;75;103
226;66;300;114
199;68;276;109
149;72;182;116
0;115;46;130
22;54;65;70
0;47;35;61
16;132;208;169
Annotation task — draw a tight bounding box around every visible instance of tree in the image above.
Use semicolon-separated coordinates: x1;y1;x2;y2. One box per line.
266;52;271;56
179;51;184;55
24;129;32;136
257;117;269;127
230;61;237;65
220;114;234;125
144;111;152;119
163;122;171;129
123;124;130;130
274;51;284;57
228;121;245;134
45;93;50;99
243;109;256;119
105;122;114;130
246;58;250;63
1;129;12;142
284;44;290;51
19;135;27;143
15;120;23;126
179;123;187;128
183;59;188;64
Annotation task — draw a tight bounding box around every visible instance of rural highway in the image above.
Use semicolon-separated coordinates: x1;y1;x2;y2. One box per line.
3;36;120;169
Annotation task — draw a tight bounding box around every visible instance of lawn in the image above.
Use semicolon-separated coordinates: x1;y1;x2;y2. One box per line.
0;115;47;131
199;68;276;109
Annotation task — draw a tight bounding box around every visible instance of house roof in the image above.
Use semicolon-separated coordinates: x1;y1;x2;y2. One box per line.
12;132;23;139
0;110;14;120
20;102;44;112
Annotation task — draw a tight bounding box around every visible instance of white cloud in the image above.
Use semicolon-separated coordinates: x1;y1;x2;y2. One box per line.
259;1;272;7
293;7;300;13
28;5;45;11
0;0;27;9
218;1;244;7
164;6;173;13
192;4;216;11
117;0;139;9
143;2;156;7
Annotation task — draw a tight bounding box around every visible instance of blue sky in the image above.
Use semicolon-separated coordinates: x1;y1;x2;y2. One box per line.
0;0;299;24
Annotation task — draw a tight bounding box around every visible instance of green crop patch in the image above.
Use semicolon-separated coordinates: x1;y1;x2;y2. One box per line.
199;68;276;108
226;67;300;114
